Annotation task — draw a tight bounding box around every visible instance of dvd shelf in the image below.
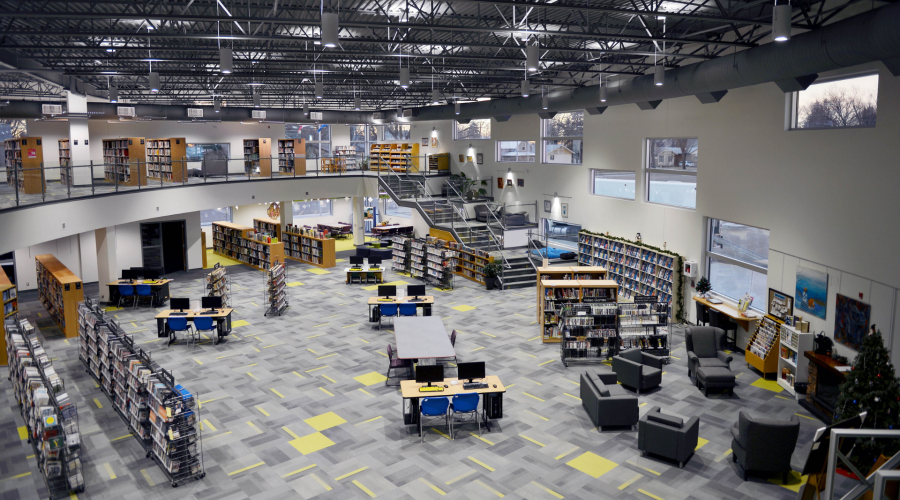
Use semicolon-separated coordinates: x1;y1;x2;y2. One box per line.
1;265;17;319
777;324;813;395
282;225;336;268
391;236;411;274
211;222;285;271
5;137;46;194
410;238;427;279
334;145;358;170
102;137;147;186
537;266;614;344
425;239;455;289
35;254;83;338
746;315;782;377
206;264;229;307
146;138;187;182
277;138;306;175
7;318;84;498
559;303;619;367
265;261;288;316
58;139;72;187
617;299;671;360
243;138;272;176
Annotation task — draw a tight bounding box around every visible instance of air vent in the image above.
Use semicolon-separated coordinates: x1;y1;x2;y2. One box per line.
42;104;63;115
251;110;266;119
117;106;136;117
187;108;203;118
373;112;384;120
310;111;323;120
402;109;415;118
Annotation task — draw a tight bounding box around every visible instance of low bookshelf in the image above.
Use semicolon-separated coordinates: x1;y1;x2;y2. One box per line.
277;139;306;175
253;217;282;242
535;267;607;322
778;324;814;395
147;137;187;182
540;279;619;343
102;137;147;186
211;222;284;271
243;138;272;177
35;254;84;338
282;226;336;268
4;137;45;194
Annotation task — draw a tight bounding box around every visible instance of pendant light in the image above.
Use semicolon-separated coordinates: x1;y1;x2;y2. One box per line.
149;72;159;93
315;81;323;99
399;67;409;89
773;2;791;42
599;84;607;102
654;65;665;86
454;101;460;115
542;94;548;110
355;96;361;110
220;48;233;74
214;100;221;113
521;79;530;98
397;105;404;119
321;13;339;48
431;89;440;105
109;86;118;103
526;44;539;72
253;93;261;107
303;102;310;115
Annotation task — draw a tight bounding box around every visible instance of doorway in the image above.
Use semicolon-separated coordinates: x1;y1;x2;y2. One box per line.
140;221;187;276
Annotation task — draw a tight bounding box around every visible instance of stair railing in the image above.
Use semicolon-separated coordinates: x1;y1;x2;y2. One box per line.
444;181;509;270
823;428;900;500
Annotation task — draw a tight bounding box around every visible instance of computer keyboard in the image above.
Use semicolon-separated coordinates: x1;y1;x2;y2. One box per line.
200;311;219;315
409;299;424;303
169;312;189;316
463;383;489;390
419;386;444;392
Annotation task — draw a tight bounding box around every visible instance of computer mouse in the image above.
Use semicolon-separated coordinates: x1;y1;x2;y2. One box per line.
493;384;497;388
443;384;449;388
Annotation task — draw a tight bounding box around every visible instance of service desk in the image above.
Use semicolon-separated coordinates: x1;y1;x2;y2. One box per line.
346;267;384;284
108;279;173;307
368;295;433;322
692;295;760;349
155;308;234;346
401;376;506;433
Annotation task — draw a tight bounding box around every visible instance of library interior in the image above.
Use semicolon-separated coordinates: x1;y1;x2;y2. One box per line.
0;2;899;499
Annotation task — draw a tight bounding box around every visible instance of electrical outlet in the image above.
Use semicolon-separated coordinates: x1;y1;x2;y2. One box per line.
306;192;309;195
252;195;256;199
26;282;29;286
62;222;65;229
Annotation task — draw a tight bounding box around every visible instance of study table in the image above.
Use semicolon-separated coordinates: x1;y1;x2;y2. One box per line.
345;267;384;284
692;295;760;348
320;223;351;232
371;224;414;237
368;295;434;323
400;376;506;433
394;316;454;364
107;279;173;307
154;308;234;346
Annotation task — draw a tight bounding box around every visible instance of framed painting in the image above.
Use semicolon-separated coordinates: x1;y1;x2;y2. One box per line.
796;266;828;319
834;294;871;351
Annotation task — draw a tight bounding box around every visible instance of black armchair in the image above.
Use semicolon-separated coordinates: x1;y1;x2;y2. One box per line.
612;348;664;394
579;370;639;429
638;406;700;468
685;326;733;377
731;411;800;482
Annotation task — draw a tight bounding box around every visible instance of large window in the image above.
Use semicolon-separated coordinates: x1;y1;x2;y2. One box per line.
646;138;698;209
292;199;333;218
382;123;411;141
496;141;535;162
792;73;878;129
454;119;491;140
542;111;583;164
591;169;635;200
186;143;230;161
200;207;232;226
706;218;769;306
287;124;331;159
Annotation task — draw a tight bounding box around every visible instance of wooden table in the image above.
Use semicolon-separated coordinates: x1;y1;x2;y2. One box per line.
400;375;506;433
345;267;384;284
394;317;455;364
108;279;173;307
371;224;414;237
693;295;760;348
154;308;234;346
368;295;434;322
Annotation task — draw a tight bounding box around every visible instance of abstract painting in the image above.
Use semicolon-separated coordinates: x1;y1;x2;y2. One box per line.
834;294;871;351
795;266;828;319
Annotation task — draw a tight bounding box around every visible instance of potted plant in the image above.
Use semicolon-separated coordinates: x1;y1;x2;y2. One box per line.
695;277;712;298
483;262;503;290
450;172;479;200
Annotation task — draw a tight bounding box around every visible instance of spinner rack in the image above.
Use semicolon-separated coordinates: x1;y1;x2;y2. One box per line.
264;260;288;316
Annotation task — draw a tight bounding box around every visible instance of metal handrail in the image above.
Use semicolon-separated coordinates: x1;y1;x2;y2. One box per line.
443;180;509;270
824;429;900;500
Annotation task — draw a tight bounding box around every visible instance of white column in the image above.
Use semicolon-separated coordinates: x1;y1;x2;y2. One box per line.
95;227;118;303
352;196;365;246
279;200;293;235
66;91;93;185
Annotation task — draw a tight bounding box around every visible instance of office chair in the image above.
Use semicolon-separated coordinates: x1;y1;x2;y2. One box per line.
366;269;378;284
451;393;481;439
385;344;412;387
437;330;458;365
379;303;398;329
399;303;417;317
165;317;193;349
708;309;736;350
117;285;135;309
135;284;154;309
420;397;452;443
192;316;217;347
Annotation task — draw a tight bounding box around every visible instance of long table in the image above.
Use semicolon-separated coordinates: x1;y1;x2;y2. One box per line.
346;267;384;284
394;316;454;363
692;295;760;348
371;224;414;237
400;376;506;433
368;295;434;322
154;308;234;346
107;279;173;307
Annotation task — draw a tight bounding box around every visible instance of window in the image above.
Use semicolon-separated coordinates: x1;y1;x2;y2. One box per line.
591;169;635;200
706;218;769;306
496;141;535;162
646;138;698;209
792;73;878;129
185;143;230;161
383;197;411;217
292;199;333;218
200;207;232;226
542;111;583;164
286;124;331;159
454;119;490;140
382;123;411;141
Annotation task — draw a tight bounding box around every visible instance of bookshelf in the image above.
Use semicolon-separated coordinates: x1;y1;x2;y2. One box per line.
539;274;618;344
277;138;306;175
147;138;187;182
265;261;288;316
559;302;619;367
746;315;782;378
428;153;450;171
5;137;46;194
206;264;229;307
1;266;17;322
618;299;670;359
35;254;83;338
102;137;147;186
777;323;814;395
334;145;358;170
58;139;72;187
391;236;411;273
282;226;336;268
243;138;272;176
253;217;282;242
211;222;285;271
444;241;494;285
368;143;420;172
425;238;455;289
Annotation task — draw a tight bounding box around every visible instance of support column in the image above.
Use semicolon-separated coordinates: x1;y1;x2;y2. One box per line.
95;227;117;303
66;91;92;185
352;196;365;246
279;200;293;234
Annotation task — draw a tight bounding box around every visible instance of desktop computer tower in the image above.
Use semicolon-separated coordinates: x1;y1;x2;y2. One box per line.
486;393;503;419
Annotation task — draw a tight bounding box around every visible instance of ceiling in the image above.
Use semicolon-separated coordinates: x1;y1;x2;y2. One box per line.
0;0;872;110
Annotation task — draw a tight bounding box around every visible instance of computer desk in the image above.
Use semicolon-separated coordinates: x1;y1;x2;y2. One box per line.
400;376;506;434
107;279;173;306
154;308;234;346
368;295;434;322
345;267;385;284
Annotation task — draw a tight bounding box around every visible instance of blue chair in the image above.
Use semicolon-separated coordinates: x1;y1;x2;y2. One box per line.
117;285;135;309
166;317;193;349
451;393;481;439
135;284;154;309
420;397;452;443
399;303;417;317
192;316;216;347
379;303;398;329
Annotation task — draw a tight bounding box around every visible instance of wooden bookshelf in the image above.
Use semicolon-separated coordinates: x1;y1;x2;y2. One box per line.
540;279;619;343
35;254;83;338
428;153;450;171
147;137;187;182
578;232;677;306
282;227;336;268
368;143;420;172
243;138;272;176
211;221;284;271
0;267;15;365
102;137;147;186
58;138;72;187
277;139;306;175
253;217;282;241
445;243;494;285
4;137;45;194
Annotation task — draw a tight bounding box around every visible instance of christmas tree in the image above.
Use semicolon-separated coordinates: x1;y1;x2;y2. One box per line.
833;327;900;471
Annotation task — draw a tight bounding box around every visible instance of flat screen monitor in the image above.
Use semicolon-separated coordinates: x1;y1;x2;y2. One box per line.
170;298;191;312
201;296;223;310
368;257;382;267
378;285;396;297
349;256;364;266
407;285;426;298
143;269;161;280
457;362;486;383
415;365;444;386
130;267;145;278
121;269;138;280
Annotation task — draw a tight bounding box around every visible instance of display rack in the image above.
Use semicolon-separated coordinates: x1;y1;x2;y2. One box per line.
206;264;229;307
334;145;358;170
746;315;781;378
5;137;45;194
102;138;147;186
253;217;282;242
282;226;336;268
147;138;187;182
425;238;455;290
264;261;288;316
211;222;285;271
58;139;72;187
277;139;306;175
428;153;450;172
777;323;814;395
243;138;272;176
617;298;670;361
391;236;411;274
35;254;83;338
1;265;17;320
537;267;614;343
6;317;84;498
559;301;618;367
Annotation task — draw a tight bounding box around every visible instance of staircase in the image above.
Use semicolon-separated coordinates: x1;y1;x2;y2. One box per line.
501;255;537;290
383;173;425;200
455;225;499;251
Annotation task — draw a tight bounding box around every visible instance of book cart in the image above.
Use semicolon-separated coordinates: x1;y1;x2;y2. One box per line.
6;317;84;499
206;263;229;307
618;296;671;361
746;315;782;378
264;261;288;316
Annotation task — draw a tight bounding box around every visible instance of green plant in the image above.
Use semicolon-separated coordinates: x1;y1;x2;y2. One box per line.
483;262;503;279
450;172;478;195
696;277;712;295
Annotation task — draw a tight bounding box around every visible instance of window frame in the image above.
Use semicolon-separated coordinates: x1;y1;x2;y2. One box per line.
589;169;636;201
704;217;769;310
644;137;698;210
287;124;332;159
541;111;583;165
788;71;879;131
495;140;536;163
291;199;334;218
453;119;491;140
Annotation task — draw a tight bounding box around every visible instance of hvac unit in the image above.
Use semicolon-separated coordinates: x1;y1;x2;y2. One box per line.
117;106;136;117
187;108;204;118
41;104;64;115
402;108;415;118
373;112;384;120
310;111;323;120
252;110;266;119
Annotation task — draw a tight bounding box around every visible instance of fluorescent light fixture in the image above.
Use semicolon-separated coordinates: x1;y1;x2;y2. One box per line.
148;72;159;92
521;79;530;97
455;101;460;115
106;48;115;53
109;86;118;103
245;82;265;86
220;48;233;74
354;96;360;110
321;13;339;48
526;44;539;72
399;67;409;89
542;95;548;109
431;89;439;105
773;4;791;42
600;84;607;102
253;93;261;107
315;81;323;99
654;65;664;86
214;101;221;113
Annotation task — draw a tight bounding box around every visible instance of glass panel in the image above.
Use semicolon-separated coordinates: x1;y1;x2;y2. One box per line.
305;143;320;159
542;139;582;164
368;125;379;141
708;219;769;268
319;143;332;158
383;124;411;141
349;125;366;142
591;170;635;200
294;124;330;141
0;120;27;141
200;207;232;226
292;199;333;218
709;256;768;305
796;74;878;129
647;138;698;171
497;141;535;162
647;171;696;209
454;119;491;140
542;111;583;137
186;143;230;162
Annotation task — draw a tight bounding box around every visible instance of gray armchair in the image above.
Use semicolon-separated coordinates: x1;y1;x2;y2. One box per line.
731;411;800;482
612;348;664;394
638;406;700;468
579;370;639;429
685;326;733;377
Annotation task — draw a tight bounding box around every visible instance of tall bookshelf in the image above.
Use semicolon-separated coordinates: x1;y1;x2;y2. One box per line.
334;145;357;170
1;266;17;324
368;143;420;172
253;217;281;241
391;236;411;274
211;222;284;271
102;137;147;186
35;254;83;338
277;138;306;175
282;226;336;268
538;273;618;344
58;139;72;187
425;240;455;289
5;137;45;194
243;138;272;177
428;153;450;171
147;138;187;182
777;324;814;395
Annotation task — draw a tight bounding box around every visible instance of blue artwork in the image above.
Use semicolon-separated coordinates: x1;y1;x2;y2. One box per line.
834;294;871;351
795;266;828;320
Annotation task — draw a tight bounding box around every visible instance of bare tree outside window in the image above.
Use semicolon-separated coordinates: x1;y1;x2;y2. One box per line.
454;119;491;140
647;138;698;171
646;138;698;209
795;74;878;129
542;111;583;164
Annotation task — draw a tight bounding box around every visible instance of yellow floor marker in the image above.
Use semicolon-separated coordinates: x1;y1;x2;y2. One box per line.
93;398;103;409
17;426;27;440
104;462;117;480
247;421;262;434
283;464;317;478
618;473;643;490
321;375;337;383
468;456;495;472
319;387;334;397
519;434;546;447
555;446;580;460
256;406;270;417
474;479;505;498
352;479;376;498
568;452;619;478
470;433;495;446
141;469;155;486
445;470;476;485
522;392;545;402
563;393;581;401
419;478;446;496
531;481;564;499
637;489;665;500
306;365;328;373
538;359;555;366
271;388;285;398
227;461;265;476
451;304;477;312
289;432;336;455
334;466;368;480
310;473;333;491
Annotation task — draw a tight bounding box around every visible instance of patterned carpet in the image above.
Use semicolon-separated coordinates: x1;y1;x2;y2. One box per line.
0;257;830;500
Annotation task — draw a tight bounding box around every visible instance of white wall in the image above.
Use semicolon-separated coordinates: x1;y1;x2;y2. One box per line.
114;211;203;273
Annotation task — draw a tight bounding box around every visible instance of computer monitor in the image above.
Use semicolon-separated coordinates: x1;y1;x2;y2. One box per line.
201;296;223;311
349;256;364;267
457;362;486;383
415;365;444;387
368;257;382;267
143;268;161;280
170;298;191;312
407;285;426;299
121;269;138;281
130;267;145;279
378;285;396;298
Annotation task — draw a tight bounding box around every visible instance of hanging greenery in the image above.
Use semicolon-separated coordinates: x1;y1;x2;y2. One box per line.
578;230;686;323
